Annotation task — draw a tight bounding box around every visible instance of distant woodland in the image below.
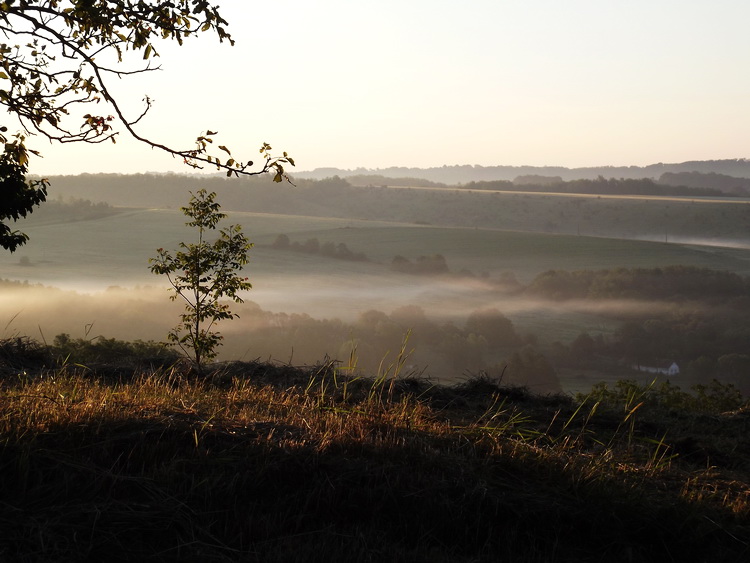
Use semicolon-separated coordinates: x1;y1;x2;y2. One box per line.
522;266;750;390
460;176;726;197
5;263;750;394
22;197;119;225
33;170;750;244
269;234;368;262
658;171;750;194
294;159;750;184
244;264;750;394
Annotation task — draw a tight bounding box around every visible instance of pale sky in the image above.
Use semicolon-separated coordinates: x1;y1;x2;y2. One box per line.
28;0;750;176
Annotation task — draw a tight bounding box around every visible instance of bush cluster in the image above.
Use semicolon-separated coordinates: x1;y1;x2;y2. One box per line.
51;333;179;366
390;254;449;275
271;234;368;261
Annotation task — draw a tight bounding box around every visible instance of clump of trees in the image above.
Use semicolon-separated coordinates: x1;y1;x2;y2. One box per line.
503;345;560;392
23;198;117;224
462;176;726;197
465;308;522;348
239;304;561;392
271;235;368;261
390;254;449;275
345;174;447;188
658;171;750;195
519;265;750;393
52;333;178;366
525;265;750;304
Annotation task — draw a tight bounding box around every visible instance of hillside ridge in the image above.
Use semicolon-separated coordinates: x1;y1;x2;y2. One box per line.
295;159;750;184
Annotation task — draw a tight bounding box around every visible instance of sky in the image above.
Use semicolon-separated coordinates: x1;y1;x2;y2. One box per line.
27;0;750;176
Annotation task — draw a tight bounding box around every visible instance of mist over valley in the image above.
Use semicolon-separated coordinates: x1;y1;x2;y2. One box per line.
6;3;750;560
5;165;750;394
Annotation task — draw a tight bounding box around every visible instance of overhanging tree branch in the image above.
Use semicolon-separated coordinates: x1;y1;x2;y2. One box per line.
0;1;294;251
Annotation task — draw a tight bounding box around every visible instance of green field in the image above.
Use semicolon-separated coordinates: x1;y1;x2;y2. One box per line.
8;207;750;286
3;207;750;386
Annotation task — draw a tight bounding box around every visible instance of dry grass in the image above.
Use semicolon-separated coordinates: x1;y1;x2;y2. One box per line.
0;356;749;562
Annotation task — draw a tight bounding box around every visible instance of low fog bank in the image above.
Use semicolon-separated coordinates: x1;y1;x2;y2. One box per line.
630;235;750;250
4;277;750;397
0;285;176;344
0;283;590;393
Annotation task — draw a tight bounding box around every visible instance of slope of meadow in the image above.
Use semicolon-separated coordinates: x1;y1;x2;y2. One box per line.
5;207;750;293
1;341;749;562
4;205;750;391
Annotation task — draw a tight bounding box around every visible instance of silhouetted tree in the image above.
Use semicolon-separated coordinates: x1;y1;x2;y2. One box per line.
465;308;521;349
506;345;561;393
0;1;293;251
272;234;291;249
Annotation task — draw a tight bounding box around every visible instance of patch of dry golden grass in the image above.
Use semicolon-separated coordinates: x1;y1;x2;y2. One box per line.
1;363;749;561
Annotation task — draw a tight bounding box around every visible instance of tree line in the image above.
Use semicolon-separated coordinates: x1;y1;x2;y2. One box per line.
270;235;368;262
42;172;750;245
22;197;118;225
523;265;749;304
519;265;750;392
461;176;727;197
232;302;560;393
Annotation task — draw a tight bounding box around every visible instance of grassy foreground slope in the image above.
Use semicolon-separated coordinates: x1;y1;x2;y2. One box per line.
1;340;749;562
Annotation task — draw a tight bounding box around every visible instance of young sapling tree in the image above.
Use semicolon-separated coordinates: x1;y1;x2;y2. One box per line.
150;189;252;371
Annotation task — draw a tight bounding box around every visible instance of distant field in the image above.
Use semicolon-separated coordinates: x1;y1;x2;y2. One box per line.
3;210;399;289
4;207;750;388
266;223;750;282
7;207;750;286
3;207;750;330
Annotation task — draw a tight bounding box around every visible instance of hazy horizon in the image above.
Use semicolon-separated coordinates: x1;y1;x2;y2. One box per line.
18;1;750;178
6;0;750;397
3;179;750;393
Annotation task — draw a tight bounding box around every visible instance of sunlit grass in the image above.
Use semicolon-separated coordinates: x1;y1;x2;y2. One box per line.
1;348;749;561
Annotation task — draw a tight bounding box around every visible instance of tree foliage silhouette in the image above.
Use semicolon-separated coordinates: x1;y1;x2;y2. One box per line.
0;1;293;251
